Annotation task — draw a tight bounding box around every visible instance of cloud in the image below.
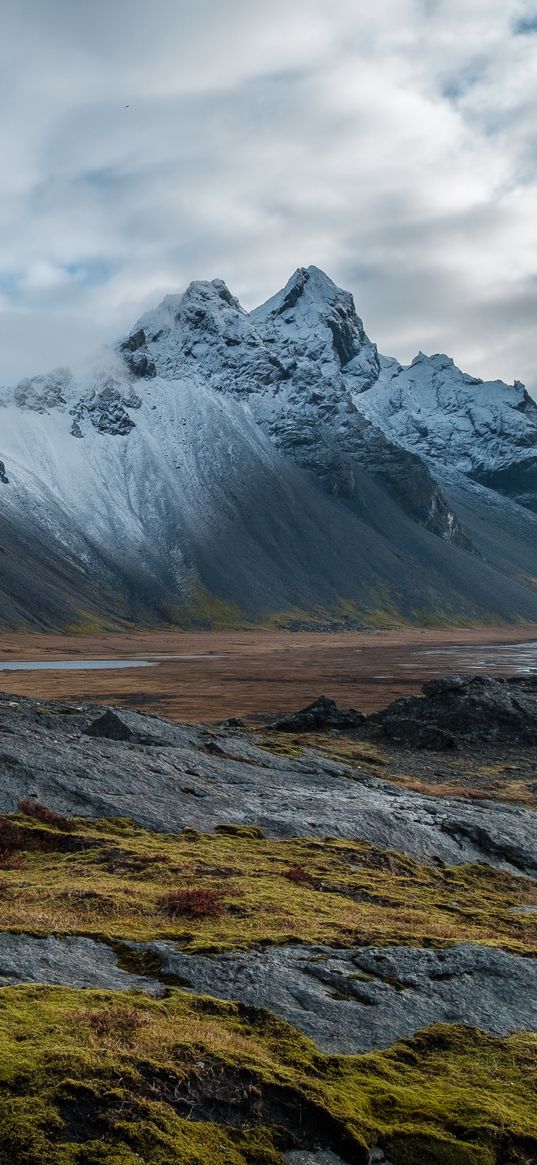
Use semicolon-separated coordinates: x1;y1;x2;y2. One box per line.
0;0;535;393
514;13;537;34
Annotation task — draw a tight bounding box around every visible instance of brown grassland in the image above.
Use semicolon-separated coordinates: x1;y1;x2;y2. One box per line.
0;624;536;722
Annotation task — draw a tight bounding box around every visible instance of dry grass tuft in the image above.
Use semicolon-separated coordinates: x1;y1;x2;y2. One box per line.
162;887;225;919
18;799;75;832
285;864;314;885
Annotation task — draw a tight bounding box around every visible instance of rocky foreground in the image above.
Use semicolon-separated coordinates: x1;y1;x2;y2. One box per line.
0;678;536;1163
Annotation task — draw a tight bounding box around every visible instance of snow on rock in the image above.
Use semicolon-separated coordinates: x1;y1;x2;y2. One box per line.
251;264;379;388
1;265;537;627
357;351;537;511
117;266;463;542
123;278;287;394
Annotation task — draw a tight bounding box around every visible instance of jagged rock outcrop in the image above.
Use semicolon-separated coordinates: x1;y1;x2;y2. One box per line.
84;707;177;746
119;327;157;379
357;351;537;512
268;695;365;732
69;370;142;437
376;674;537;747
12;366;72;412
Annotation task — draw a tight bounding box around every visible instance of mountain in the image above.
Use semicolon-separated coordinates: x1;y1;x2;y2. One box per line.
1;265;537;630
356;350;537;511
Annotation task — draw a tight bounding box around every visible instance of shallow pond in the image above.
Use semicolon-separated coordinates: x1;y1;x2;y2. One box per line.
414;640;537;674
0;659;157;672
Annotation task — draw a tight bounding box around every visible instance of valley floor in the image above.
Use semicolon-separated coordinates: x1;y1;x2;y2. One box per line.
0;624;537;721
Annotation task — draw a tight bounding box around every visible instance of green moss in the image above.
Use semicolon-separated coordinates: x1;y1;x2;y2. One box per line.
264;596;409;631
254;735;305;760
64;613;116;635
0;988;534;1164
360;609;409;630
384;1135;495;1164
182;581;249;630
258;732;387;770
214;824;265;839
0;815;535;955
109;941;194;988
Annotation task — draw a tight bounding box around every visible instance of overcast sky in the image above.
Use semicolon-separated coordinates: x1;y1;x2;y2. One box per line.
1;0;536;391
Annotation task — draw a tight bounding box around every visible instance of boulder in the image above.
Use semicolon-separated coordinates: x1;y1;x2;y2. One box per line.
269;695;365;733
378;674;537;746
382;716;456;750
84;708;169;746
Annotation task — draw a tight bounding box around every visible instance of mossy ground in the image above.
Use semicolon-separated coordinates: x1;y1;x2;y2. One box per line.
262;596;410;631
2;810;536;1163
255;732;388;771
0;815;536;954
0;984;535;1165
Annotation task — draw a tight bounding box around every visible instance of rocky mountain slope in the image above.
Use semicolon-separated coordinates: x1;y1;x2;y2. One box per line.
357;350;537;511
1;266;537;628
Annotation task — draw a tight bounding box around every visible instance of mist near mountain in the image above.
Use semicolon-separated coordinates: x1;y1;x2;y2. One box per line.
1;265;536;629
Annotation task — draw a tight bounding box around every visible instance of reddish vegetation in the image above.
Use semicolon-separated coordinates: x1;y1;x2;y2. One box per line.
0;816;26;859
162;887;225;918
0;852;24;870
285;864;313;884
18;799;75;832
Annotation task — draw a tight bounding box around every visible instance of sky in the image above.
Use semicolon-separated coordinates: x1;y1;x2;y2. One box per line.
0;0;536;392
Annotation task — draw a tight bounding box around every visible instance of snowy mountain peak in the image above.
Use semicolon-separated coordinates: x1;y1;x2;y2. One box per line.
128;278;245;350
358;346;537;510
178;277;245;317
251;266;379;389
119;275;284;393
252;265;346;320
2;265;537;629
113;266;380;397
411;352;456;371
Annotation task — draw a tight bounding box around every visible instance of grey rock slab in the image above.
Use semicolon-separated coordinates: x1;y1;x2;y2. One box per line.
2;926;536;1066
83;707;186;746
0;697;536;873
129;941;537;1053
285;1153;350;1165
0;932;163;994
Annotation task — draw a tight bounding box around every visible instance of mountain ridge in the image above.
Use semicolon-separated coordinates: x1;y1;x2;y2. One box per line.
1;265;536;630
